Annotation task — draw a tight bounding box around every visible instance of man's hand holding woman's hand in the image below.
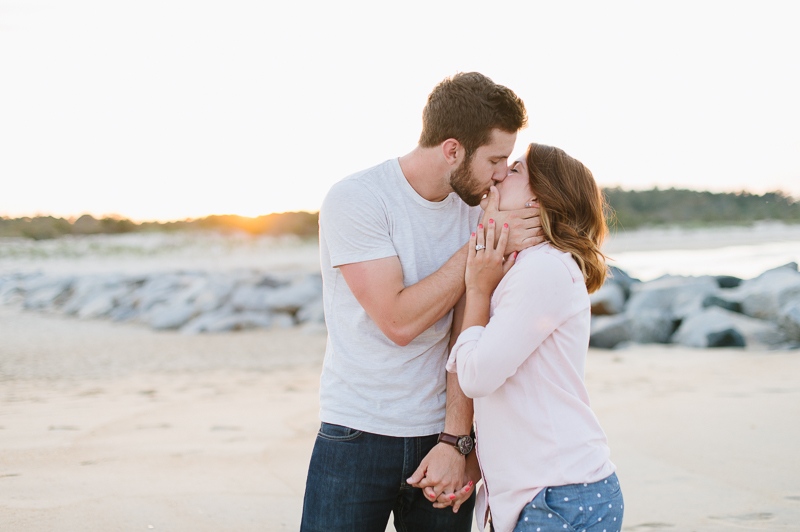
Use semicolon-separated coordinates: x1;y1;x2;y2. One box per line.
479;185;543;253
430;451;482;513
406;443;467;510
408;445;482;513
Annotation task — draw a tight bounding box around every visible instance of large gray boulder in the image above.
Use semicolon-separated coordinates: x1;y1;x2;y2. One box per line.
22;276;74;310
626;275;719;320
180;306;237;334
230;274;322;314
132;274;187;312
76;286;131;319
629;309;676;343
590;282;626;315
263;274;322;314
590;314;631;348
673;306;786;348
701;295;741;313
230;285;274;311
191;277;235;313
0;275;21;304
59;275;133;319
62;275;127;315
777;301;800;342
297;296;325;325
272;312;297;329
149;300;198;330
673;307;746;348
729;263;800;321
606;266;640;298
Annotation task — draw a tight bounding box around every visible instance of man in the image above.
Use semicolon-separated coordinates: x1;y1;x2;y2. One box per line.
300;72;542;532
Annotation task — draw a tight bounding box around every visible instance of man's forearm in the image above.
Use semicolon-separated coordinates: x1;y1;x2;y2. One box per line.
390;243;468;345
443;368;473;436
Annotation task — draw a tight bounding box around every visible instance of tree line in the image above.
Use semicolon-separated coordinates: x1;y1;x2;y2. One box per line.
604;188;800;229
2;188;799;240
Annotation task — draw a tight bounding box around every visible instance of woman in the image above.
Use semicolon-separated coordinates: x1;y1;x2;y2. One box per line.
446;143;623;532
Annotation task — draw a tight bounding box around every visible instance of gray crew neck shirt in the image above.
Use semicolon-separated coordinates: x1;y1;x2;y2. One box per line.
318;158;482;437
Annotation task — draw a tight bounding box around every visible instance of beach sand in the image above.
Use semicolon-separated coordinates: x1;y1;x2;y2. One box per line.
1;308;799;531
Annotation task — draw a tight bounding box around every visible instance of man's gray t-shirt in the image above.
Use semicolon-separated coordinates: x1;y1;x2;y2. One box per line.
318;158;482;437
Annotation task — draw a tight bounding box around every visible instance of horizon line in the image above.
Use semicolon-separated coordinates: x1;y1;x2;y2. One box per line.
2;185;797;225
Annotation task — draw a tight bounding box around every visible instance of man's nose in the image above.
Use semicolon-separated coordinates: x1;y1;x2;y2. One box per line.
493;162;509;182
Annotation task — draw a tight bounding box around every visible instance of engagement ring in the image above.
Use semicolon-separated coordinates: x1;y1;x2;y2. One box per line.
475;244;486;251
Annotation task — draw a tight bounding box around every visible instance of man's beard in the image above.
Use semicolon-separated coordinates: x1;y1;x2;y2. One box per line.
449;154;486;207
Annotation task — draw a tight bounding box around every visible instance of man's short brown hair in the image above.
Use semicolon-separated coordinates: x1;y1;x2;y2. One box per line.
419;72;527;156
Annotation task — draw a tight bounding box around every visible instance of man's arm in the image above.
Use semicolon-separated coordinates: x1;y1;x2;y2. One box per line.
338;194;542;348
339;244;469;347
406;294;479;503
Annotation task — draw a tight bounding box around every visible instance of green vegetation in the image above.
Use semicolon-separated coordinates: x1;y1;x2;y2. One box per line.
604;188;800;230
2;188;799;240
0;212;319;240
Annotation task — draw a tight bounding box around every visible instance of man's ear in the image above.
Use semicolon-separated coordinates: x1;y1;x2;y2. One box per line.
441;139;461;166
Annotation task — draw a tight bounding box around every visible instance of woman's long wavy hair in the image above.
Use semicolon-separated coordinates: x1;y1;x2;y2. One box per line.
525;143;609;293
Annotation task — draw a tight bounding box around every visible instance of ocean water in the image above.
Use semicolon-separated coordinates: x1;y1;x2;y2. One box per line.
610;240;800;281
2;226;800;282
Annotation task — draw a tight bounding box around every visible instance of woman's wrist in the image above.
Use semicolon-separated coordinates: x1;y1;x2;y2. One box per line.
465;286;492;300
463;288;492;329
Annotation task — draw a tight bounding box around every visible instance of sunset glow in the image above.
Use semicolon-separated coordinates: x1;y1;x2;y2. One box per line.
1;1;798;222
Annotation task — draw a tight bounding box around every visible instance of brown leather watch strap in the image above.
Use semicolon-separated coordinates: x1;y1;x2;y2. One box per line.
437;432;459;447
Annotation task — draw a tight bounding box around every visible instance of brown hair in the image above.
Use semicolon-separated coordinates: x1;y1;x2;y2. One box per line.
525;143;609;293
419;72;527;157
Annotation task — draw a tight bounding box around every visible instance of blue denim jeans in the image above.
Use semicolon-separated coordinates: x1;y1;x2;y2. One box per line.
300;422;475;532
512;473;624;532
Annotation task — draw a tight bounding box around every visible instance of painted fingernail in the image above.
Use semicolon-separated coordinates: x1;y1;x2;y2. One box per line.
469;481;474;486
465;486;470;491
489;219;494;224
450;494;456;500
513;251;518;258
471;232;475;237
503;223;508;228
478;224;483;229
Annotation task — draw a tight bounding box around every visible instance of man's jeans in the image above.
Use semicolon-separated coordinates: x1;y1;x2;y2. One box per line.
300;422;475;532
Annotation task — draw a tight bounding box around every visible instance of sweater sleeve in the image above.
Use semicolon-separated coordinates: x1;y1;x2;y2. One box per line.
447;253;581;398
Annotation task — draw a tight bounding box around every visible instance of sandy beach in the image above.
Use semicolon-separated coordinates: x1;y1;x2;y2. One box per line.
2;305;799;532
2;227;800;531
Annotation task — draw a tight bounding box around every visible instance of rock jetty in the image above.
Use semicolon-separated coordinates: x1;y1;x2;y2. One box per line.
591;263;800;349
0;270;324;334
2;262;799;349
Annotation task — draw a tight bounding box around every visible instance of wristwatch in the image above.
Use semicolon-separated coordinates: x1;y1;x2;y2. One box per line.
437;432;474;455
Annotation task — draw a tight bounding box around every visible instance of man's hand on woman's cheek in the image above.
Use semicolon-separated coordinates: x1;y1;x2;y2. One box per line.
479;186;543;254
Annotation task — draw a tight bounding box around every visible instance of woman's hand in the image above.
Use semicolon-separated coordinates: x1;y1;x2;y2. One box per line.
466;219;517;297
431;451;482;513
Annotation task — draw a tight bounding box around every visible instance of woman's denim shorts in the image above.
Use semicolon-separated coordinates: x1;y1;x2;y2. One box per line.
512;472;623;532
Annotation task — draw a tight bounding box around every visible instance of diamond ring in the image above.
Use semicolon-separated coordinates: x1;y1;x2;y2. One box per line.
475;244;486;251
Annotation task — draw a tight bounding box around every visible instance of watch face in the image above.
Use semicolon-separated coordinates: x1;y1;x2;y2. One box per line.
457;436;474;455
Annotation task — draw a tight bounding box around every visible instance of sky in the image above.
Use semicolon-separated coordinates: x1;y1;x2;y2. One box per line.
1;0;799;222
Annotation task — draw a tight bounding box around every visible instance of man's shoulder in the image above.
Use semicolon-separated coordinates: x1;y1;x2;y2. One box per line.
330;159;396;194
319;160;399;228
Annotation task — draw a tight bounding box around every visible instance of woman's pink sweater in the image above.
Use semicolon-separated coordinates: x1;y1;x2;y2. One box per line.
447;242;615;532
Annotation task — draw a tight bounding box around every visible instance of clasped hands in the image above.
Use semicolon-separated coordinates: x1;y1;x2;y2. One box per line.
406;442;481;513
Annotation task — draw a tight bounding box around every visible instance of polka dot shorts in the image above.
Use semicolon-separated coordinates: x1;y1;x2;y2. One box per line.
512;473;624;532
